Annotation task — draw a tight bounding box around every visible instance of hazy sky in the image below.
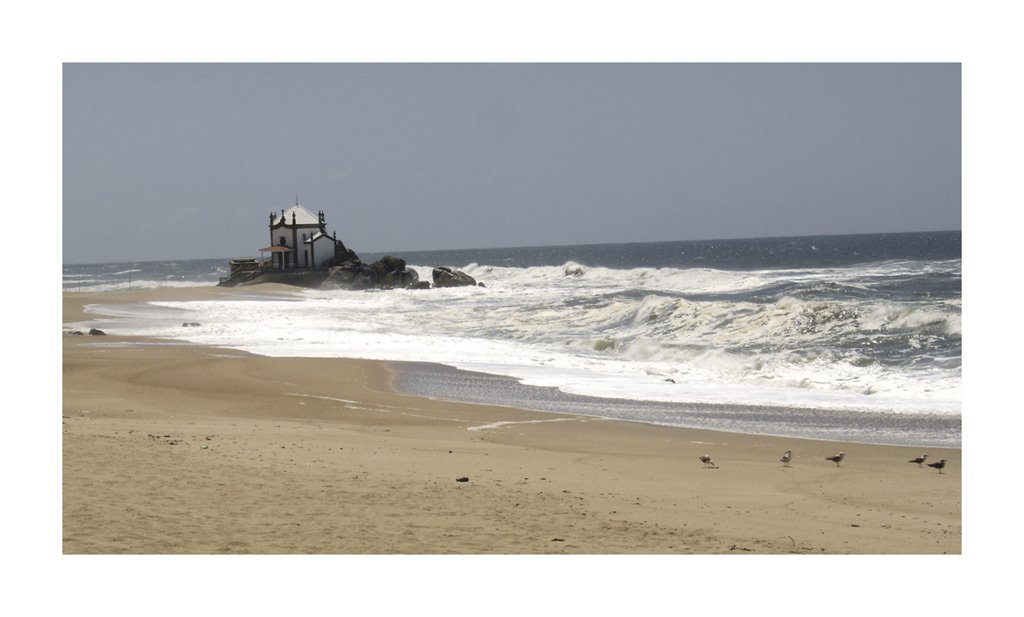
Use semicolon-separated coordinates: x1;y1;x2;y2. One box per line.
62;63;960;264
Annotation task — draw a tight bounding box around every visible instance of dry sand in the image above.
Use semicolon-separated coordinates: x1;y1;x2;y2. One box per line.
62;286;961;555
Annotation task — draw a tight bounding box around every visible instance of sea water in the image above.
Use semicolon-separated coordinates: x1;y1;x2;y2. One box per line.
64;231;961;447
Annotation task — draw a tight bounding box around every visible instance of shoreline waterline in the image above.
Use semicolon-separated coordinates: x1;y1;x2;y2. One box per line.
386;360;960;448
64;286;959;448
64;233;961;429
62;329;962;448
64;244;961;451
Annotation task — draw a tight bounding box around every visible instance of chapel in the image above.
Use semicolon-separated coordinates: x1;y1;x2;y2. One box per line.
262;200;345;270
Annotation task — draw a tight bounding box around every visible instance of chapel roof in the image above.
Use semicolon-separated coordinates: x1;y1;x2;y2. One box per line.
274;204;321;226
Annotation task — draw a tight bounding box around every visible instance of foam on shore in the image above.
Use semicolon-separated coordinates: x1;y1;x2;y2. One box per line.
389;361;961;448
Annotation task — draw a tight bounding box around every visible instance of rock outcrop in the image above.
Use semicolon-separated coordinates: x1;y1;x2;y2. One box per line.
432;267;477;288
221;236;484;290
324;255;421;290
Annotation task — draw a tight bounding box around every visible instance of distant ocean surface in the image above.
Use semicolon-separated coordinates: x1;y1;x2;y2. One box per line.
64;231;961;447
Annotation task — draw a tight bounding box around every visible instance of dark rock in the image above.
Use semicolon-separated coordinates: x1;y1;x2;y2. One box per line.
88;328;106;336
68;330;84;336
182;322;201;327
432;266;477;288
324;260;366;289
377;255;406;272
334;243;360;264
379;263;419;288
455;476;469;482
321;241;360;268
324;256;422;290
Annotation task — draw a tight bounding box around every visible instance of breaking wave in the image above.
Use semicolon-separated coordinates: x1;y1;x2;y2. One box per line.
65;232;962;448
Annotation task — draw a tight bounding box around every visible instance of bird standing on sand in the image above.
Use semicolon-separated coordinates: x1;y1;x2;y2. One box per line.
699;454;718;469
908;454;929;468
927;458;947;474
825;451;845;467
781;450;792;467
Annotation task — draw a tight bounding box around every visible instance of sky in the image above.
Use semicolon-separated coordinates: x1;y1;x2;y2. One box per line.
62;62;961;264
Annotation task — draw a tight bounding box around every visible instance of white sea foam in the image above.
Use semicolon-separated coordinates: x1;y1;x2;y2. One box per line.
467;418;578;432
66;278;212;293
74;260;961;418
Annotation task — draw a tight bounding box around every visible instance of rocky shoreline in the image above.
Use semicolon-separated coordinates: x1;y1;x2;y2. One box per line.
322;256;481;290
220;250;482;291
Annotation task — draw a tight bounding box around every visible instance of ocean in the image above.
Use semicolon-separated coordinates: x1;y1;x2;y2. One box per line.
63;231;961;448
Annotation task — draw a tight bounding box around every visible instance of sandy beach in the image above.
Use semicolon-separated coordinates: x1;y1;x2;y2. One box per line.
62;286;960;555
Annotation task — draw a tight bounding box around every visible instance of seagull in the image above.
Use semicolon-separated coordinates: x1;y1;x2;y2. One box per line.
781;450;792;467
908;454;929;468
699;454;718;469
927;458;947;474
825;451;845;467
